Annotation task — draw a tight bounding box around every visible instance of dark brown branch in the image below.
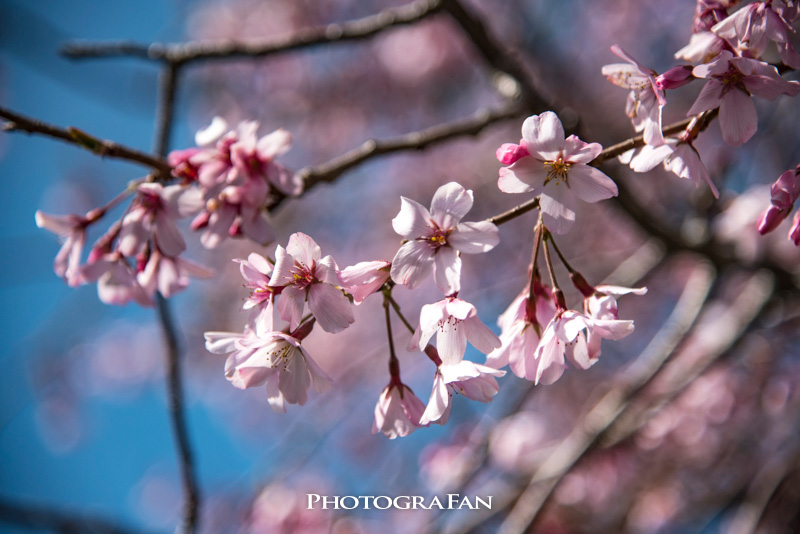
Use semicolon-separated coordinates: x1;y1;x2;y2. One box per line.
62;0;443;65
152;65;201;534
487;197;540;226
0;107;171;178
0;497;153;534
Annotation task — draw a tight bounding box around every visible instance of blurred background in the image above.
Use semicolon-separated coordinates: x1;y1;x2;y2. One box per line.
2;0;800;532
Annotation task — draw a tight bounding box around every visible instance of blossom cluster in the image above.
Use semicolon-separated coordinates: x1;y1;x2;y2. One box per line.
35;118;300;305
602;1;800;202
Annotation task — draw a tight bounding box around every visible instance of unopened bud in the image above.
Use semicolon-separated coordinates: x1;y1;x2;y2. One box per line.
655;65;694;90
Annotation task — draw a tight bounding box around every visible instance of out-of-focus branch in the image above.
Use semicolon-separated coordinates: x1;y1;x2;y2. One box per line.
0;497;152;534
152;64;201;534
62;0;444;65
487;197;539;226
268;103;523;210
440;0;547;113
0;107;171;178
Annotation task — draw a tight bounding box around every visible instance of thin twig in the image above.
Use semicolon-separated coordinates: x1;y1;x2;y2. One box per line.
0;497;154;534
152;63;201;534
0;107;171;177
62;0;444;65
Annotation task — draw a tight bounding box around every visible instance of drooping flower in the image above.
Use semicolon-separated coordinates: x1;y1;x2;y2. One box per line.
390;182;499;295
204;323;332;413
531;307;635;385
35;211;88;287
687;51;800;146
268;232;355;333
485;282;557;378
81;252;152;307
339;260;392;305
758;167;800;234
118;183;203;258
626;137;720;198
410;296;501;366
372;380;428;439
583;285;647;361
419;359;506;426
712;1;800;68
602;45;667;146
498;112;618;234
136;248;214;299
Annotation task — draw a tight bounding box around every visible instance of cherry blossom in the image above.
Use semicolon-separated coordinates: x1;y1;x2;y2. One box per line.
390;181;499;295
410;296;501;366
268;232;355;333
486;282;557;378
81;253;152;307
137;248;214;299
339;260;392;305
229;121;301;196
372;380;428;439
498;112;618;234
602;45;667;146
118;183;203;258
204;323;332;413
758;167;800;234
419;359;506;426
584;285;647;360
236;253;278;336
625;138;720;198
687;51;799;146
712;1;800;68
35;211;89;287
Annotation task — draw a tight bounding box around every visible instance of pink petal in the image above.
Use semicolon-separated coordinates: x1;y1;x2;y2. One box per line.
278;352;311;406
719;89;758;146
392;197;433;239
256;128;291;159
265;372;286;413
195;117;229;146
629;144;673;172
433;246;461;296
687;79;724;116
522;112;565;161
602;63;651;89
286;232;321;267
269;245;296;287
498;162;545;194
449;221;499;254
240;206;274;245
437;318;467;366
539;186;576;235
154;211;186;257
307;283;355;333
390;240;434;289
430;182;473;230
419;372;451;425
277;286;305;330
414;300;448;351
567;165;618;203
463;315;502;354
563;136;602;165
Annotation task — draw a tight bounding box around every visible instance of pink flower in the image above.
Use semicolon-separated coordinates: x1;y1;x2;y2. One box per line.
35;211;88;287
136;248;214;299
532;307;635;385
712;2;800;68
687;51;799;146
390;182;499;295
372;381;428;439
626;139;720;198
584;285;647;360
204;325;332;413
419;360;506;426
118;183;203;258
485;283;557;378
230;121;301;196
339;260;392;305
268;233;355;333
758;167;800;234
498;112;618;234
496;141;530;165
410;297;501;366
81;253;152;307
602;45;667;146
237;253;278;336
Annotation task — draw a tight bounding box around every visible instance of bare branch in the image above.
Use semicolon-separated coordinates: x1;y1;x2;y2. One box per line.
0;497;154;534
62;0;444;65
0;107;171;178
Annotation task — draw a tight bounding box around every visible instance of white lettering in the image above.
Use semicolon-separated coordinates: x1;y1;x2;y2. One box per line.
475;496;492;509
307;494;320;509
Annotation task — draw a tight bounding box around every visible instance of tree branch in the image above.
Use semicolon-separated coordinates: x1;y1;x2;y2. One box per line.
62;0;444;65
152;65;201;534
0;497;154;534
0;107;171;178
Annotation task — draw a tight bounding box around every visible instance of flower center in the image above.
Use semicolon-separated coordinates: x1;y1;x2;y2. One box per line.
544;157;571;186
720;66;746;94
289;260;316;289
425;228;449;249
